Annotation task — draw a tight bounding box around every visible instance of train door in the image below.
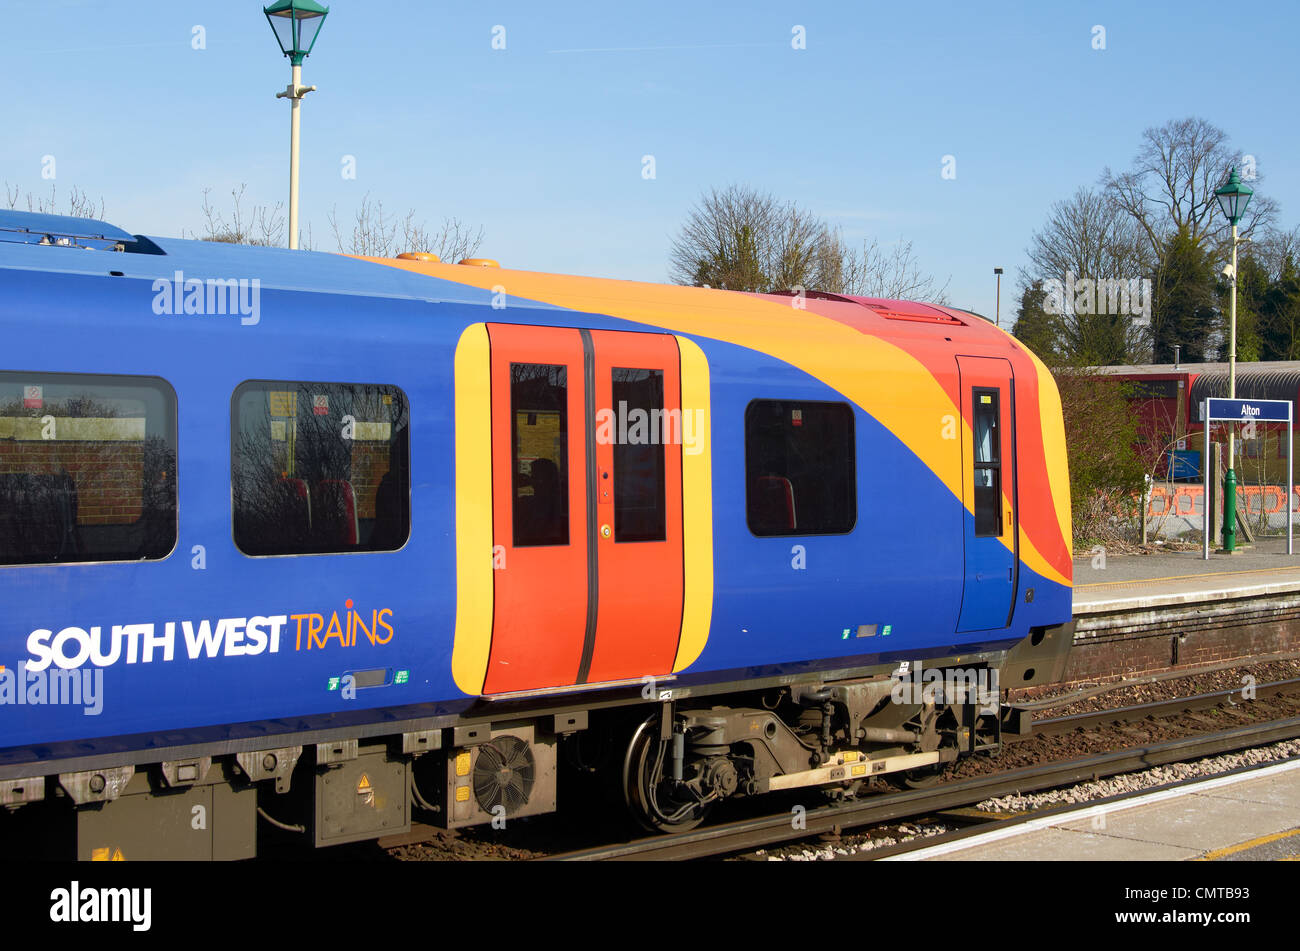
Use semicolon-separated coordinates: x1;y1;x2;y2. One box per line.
956;356;1017;632
585;330;684;683
483;324;685;694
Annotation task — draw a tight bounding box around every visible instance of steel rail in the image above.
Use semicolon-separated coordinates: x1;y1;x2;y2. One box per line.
1022;676;1300;738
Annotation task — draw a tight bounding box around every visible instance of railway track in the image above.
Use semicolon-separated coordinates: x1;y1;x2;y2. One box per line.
1022;675;1300;737
544;680;1300;862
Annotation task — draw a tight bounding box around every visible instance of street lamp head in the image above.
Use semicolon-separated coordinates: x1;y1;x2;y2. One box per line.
265;0;329;66
993;267;1003;275
1215;166;1254;226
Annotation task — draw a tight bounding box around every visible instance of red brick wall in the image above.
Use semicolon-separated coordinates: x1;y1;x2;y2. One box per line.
1062;598;1300;685
0;442;143;526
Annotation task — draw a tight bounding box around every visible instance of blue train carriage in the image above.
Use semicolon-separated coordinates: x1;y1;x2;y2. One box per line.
0;210;1074;857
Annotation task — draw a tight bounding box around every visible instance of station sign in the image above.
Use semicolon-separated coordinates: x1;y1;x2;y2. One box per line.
1200;397;1294;558
1204;398;1292;423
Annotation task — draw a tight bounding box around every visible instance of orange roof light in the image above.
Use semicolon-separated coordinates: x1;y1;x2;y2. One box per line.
397;252;440;262
458;258;499;268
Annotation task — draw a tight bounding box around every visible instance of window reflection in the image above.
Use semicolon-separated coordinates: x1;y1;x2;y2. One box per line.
745;400;856;536
0;373;176;566
612;367;667;543
972;390;1002;537
511;363;569;547
232;381;410;556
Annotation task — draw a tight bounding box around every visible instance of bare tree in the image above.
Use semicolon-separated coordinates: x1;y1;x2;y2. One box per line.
4;183;105;219
1255;225;1300;281
839;237;951;303
197;184;285;247
669;185;948;302
1098;118;1283;363
1027;187;1151;284
1022;187;1152;363
328;193;484;262
669;185;784;291
1101;117;1278;266
769;203;830;294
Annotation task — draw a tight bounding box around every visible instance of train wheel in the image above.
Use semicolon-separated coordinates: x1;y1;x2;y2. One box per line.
622;715;713;833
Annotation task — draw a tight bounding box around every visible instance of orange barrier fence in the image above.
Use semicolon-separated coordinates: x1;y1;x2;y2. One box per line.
1147;484;1300;517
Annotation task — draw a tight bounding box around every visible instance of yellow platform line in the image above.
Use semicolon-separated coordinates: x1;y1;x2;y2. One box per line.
1197;826;1300;861
1076;565;1300;590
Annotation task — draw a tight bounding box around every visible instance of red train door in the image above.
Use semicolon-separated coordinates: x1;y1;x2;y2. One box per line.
585;329;685;683
483;324;685;694
956;356;1017;632
484;325;590;694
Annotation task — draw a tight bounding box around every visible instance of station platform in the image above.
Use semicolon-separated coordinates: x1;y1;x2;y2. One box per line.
1073;537;1300;615
1055;538;1300;684
890;759;1300;861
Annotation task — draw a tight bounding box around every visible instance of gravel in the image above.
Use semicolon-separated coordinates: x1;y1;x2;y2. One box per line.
756;823;952;861
975;737;1300;813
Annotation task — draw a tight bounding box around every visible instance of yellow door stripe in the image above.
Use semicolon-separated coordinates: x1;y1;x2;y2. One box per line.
451;323;494;695
673;335;714;672
1025;346;1073;560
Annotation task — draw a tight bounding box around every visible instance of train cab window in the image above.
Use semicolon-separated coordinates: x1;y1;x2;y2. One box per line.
745;400;856;536
0;372;177;566
231;381;409;556
972;389;1002;537
511;363;569;547
612;367;667;543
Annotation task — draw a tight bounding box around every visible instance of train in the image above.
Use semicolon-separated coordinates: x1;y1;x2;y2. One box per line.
0;207;1075;858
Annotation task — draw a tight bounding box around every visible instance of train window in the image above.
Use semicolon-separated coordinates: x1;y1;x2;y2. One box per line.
972;389;1002;537
745;400;856;536
511;363;569;547
0;372;177;566
231;381;410;556
612;367;667;543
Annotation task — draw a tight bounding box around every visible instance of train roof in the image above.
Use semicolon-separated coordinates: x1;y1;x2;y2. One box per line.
0;209;1009;344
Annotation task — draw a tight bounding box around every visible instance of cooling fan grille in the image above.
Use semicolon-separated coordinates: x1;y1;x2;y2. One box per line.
472;735;536;815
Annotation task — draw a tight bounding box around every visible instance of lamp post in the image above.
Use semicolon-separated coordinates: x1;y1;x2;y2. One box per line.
264;0;329;250
1215;166;1254;552
994;267;1003;328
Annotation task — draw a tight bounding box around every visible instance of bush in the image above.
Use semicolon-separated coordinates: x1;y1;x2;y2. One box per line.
1051;368;1146;546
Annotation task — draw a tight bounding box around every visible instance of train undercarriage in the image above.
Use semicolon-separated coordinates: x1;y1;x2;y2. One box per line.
617;674;1001;832
0;623;1073;858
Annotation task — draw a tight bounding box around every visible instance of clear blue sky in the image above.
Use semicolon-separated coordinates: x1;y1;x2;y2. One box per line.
4;0;1297;319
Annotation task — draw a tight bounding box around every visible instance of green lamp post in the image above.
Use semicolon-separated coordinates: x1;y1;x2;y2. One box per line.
1215;167;1254;552
264;0;329;250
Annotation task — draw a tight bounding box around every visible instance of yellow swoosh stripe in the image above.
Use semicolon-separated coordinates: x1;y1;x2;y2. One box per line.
363;258;1069;592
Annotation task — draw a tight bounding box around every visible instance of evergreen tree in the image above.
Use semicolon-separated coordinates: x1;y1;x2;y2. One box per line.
1260;255;1300;360
1011;280;1060;363
1152;227;1218;362
1220;252;1268;362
